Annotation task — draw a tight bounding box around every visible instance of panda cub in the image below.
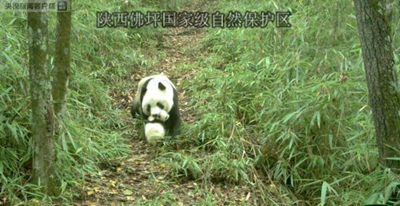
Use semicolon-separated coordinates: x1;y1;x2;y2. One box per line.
144;123;165;145
131;74;181;144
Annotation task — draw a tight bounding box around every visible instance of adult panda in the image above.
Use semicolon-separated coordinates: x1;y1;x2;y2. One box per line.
131;74;181;144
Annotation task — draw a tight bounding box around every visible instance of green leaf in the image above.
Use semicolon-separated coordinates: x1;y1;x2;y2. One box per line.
320;181;328;206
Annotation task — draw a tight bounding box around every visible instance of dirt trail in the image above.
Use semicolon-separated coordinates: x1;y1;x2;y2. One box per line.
77;25;207;206
76;2;264;205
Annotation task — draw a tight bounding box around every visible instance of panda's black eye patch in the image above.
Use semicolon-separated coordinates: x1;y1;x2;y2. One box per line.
147;105;151;112
157;102;164;109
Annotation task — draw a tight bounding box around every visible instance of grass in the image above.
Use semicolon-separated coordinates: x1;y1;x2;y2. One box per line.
154;0;400;205
1;0;399;205
0;0;168;204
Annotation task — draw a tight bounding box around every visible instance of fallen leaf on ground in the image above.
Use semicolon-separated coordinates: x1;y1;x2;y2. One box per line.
123;189;133;195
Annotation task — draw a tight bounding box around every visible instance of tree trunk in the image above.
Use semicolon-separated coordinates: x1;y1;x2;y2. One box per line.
354;0;400;172
52;0;72;117
28;1;57;194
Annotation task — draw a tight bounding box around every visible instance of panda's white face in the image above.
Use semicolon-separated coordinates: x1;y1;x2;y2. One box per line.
142;78;174;122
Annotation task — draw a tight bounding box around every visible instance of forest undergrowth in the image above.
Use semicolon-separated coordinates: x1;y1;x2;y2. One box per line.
0;0;399;205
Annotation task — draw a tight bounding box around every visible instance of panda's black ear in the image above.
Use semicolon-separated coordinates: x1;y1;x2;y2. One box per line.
158;82;166;90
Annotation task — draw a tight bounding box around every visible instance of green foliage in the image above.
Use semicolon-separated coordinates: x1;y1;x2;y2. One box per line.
2;0;400;205
0;0;166;204
160;152;203;180
156;0;400;205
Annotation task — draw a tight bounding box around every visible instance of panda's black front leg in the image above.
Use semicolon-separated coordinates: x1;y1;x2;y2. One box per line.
169;118;182;137
165;107;182;137
131;100;141;119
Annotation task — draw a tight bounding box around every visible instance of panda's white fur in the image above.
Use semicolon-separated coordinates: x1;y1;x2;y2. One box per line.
131;74;182;144
141;75;174;122
134;74;175;122
145;122;165;145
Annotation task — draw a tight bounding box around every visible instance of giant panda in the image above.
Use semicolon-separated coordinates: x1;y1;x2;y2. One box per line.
131;74;181;144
